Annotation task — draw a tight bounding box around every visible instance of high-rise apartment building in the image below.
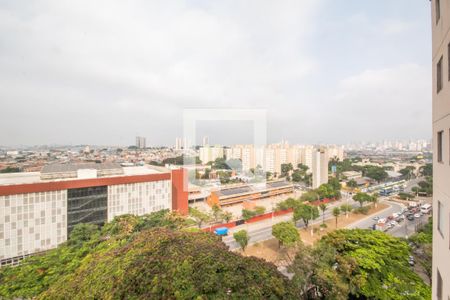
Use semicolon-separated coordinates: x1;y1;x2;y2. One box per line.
202;136;209;147
175;137;182;150
135;136;146;149
431;0;450;299
312;148;328;189
199;145;224;164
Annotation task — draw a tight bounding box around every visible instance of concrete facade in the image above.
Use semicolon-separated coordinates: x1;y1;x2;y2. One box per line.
431;0;450;299
0;190;67;265
0;164;187;266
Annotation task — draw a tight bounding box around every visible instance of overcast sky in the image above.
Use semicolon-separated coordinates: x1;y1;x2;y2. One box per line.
0;0;432;147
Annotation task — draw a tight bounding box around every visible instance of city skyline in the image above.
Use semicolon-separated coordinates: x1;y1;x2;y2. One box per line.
0;0;431;146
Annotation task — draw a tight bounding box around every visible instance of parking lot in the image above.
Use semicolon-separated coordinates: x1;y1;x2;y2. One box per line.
350;200;432;238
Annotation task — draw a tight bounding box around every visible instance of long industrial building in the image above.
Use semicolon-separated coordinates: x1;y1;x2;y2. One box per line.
0;163;188;266
207;181;294;206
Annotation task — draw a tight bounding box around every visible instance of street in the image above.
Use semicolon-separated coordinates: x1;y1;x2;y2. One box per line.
222;195;363;250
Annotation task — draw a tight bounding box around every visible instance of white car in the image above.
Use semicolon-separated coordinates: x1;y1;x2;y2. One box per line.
414;213;421;218
378;218;386;224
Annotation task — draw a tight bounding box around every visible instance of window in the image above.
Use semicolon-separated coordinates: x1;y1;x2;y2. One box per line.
437;269;443;300
438;56;443;93
436;0;441;24
438;201;444;236
438;130;443;162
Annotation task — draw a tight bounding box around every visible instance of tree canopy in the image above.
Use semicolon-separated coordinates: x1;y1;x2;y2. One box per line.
0;211;294;299
319;229;431;299
272;222;300;248
293;204;319;228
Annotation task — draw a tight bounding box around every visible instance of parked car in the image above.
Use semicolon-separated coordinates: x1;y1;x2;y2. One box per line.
214;227;229;236
373;216;380;221
378;218;386;224
420;204;432;214
414;213;421;219
407;214;415;221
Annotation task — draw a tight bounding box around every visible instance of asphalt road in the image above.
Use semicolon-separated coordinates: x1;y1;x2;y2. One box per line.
222;182;430;250
349;199;431;238
223;196;362;250
347;199;404;230
404;177;423;193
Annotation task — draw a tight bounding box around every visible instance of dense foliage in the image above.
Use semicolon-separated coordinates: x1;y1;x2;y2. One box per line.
0;210;192;298
409;217;433;284
0;210;431;299
0;211;294;299
319;229;431;299
40;228;293;299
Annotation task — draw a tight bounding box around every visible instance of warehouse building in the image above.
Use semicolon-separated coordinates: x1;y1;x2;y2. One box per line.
207;181;294;206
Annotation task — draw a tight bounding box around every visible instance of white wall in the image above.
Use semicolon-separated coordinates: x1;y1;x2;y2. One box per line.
0;191;67;263
107;180;172;221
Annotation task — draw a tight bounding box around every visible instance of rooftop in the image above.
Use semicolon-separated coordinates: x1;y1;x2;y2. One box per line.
0;163;170;186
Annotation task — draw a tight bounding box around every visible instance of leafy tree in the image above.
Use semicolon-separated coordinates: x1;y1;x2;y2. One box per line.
319;229;431;299
293;204;319;228
371;192;379;208
347;179;358;189
364;166;388;183
332;207;341;228
221;211;233;223
67;223;100;247
409;217;433;284
211;157;230;170
291;169;303;182
417;177;433;195
254;206;266;215
319;203;327;224
0;166;21;173
419;163;432;177
340;204;353;217
242;207;266;220
281;163;293;177
352;192;372;208
276;197;301;211
189;207;211;228
328;177;341;191
289;242;351;299
292;164;310;184
399;166;416;180
300;190;319;202
272;222;300;248
233;230;249;253
242;209;255;221
39;229;295;299
211;204;222;223
0;210;193;299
